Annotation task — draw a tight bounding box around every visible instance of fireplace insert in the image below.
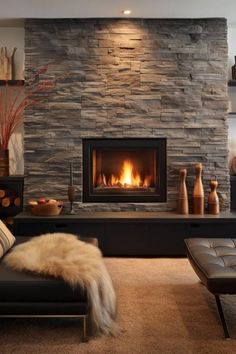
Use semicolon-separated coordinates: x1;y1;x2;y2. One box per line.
83;138;166;203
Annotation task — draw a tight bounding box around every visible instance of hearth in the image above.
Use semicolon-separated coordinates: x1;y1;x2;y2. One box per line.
83;138;166;203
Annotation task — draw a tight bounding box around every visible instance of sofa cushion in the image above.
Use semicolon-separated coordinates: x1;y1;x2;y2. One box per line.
0;237;87;302
0;220;15;258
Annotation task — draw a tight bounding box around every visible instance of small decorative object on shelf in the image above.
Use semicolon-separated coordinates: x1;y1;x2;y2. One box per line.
68;162;76;214
232;56;236;80
178;168;189;214
29;198;63;216
193;163;204;215
0;47;17;80
69;161;73;186
208;179;220;215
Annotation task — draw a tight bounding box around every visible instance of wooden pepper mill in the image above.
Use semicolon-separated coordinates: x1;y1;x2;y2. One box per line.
193;163;204;215
208;179;220;215
178;168;189;214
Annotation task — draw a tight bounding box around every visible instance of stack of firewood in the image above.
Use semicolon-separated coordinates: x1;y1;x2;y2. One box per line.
0;189;21;208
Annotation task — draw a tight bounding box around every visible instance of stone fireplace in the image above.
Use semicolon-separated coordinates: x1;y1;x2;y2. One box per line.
83;138;166;203
24;18;229;211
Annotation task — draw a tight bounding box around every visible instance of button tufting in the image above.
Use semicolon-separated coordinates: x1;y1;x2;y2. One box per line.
185;238;236;295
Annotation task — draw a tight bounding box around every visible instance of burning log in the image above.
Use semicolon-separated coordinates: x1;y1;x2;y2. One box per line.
95;160;152;190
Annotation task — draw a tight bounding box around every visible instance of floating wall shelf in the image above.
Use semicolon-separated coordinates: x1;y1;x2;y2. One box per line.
0;80;25;86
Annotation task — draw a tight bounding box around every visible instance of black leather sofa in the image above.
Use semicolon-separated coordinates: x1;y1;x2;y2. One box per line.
0;236;97;342
185;238;236;339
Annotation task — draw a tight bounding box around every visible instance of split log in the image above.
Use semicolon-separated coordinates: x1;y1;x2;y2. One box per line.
0;189;5;198
14;197;21;207
1;196;14;207
6;217;14;225
0;189;16;198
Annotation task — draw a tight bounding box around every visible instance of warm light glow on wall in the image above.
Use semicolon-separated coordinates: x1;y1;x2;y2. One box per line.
122;9;131;15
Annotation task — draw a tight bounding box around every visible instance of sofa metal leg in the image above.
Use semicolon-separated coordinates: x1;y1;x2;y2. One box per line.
215;295;230;339
82;315;88;342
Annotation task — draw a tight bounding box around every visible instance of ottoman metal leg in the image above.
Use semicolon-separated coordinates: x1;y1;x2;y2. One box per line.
82;315;88;342
0;314;89;343
215;295;230;339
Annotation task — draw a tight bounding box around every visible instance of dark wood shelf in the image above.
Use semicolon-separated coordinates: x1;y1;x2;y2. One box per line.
14;211;236;256
229;112;236;115
15;210;236;223
228;80;236;86
0;175;25;180
0;80;24;86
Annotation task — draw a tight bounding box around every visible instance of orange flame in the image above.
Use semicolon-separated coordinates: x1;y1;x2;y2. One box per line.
120;160;136;186
98;159;151;188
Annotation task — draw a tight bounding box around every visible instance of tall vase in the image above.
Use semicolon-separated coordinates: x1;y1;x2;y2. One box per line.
178;168;189;214
208;179;220;215
0;149;9;176
193;163;204;215
232;56;236;80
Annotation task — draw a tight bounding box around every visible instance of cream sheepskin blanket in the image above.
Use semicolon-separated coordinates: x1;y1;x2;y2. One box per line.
4;233;118;336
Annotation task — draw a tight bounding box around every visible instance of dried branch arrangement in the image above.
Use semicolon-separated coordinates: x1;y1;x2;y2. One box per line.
0;66;54;150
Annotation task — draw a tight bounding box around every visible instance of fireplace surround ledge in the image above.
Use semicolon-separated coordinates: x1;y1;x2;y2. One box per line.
14;211;236;257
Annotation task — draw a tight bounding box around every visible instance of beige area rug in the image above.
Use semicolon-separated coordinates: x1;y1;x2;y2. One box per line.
1;258;236;354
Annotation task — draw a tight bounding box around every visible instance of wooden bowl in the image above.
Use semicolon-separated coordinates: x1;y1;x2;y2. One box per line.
30;201;63;216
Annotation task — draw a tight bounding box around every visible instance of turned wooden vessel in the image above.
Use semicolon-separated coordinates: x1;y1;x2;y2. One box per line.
208;179;220;215
178;168;189;214
193;163;204;215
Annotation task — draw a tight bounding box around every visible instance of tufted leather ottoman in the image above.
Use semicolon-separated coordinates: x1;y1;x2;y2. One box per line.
185;238;236;339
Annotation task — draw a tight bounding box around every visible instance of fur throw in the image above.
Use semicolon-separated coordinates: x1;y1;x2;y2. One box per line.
4;233;118;336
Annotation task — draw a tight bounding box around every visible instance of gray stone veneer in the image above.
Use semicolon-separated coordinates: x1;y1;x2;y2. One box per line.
24;18;229;211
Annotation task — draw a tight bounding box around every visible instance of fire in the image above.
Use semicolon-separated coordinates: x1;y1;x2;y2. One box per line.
97;159;151;188
120;160;140;187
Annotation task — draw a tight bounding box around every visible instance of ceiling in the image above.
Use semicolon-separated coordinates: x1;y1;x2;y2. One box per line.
0;0;236;26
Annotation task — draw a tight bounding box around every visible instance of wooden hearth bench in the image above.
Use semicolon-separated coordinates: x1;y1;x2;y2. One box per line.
185;238;236;339
14;211;236;257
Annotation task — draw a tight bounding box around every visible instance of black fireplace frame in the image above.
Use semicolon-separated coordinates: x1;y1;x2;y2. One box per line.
83;138;167;203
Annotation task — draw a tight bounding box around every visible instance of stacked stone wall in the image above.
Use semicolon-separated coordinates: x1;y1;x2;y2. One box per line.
24;18;229;211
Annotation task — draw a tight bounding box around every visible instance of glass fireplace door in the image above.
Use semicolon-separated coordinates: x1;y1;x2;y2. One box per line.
83;138;166;203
